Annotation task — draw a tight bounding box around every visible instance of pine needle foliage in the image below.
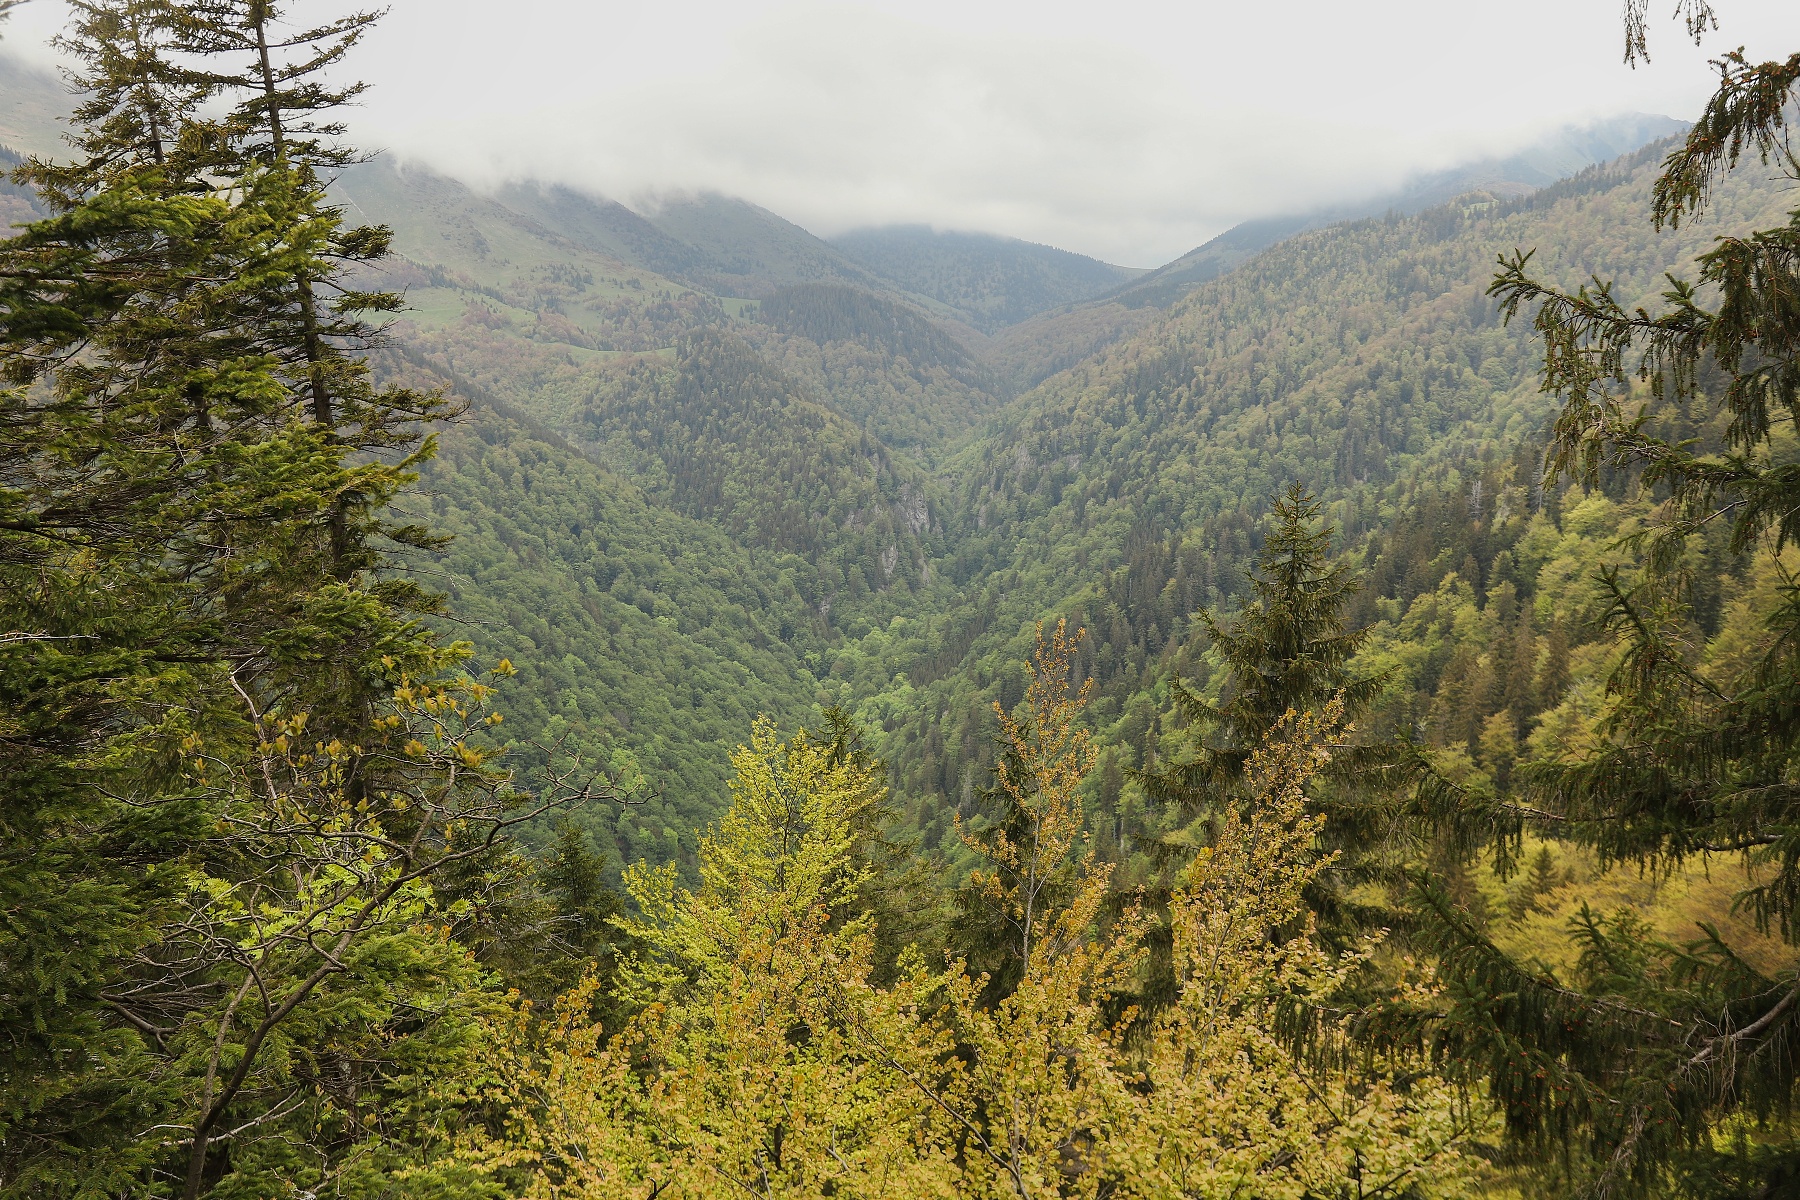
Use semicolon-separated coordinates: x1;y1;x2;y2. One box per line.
0;4;609;1195
1414;35;1800;1198
1142;484;1384;804
1134;486;1436;959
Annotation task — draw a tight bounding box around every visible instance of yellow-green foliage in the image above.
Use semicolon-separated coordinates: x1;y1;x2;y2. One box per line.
1476;837;1800;983
1453;541;1800;980
467;636;1490;1199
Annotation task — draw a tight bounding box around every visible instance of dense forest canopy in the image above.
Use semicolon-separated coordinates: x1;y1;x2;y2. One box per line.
5;0;1800;1196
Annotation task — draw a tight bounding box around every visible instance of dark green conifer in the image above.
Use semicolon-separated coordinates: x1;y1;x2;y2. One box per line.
1415;40;1800;1196
1141;483;1385;805
1136;486;1407;938
0;4;585;1196
819;704;946;984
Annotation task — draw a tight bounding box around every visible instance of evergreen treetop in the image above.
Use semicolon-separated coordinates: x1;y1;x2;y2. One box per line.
1414;28;1800;1197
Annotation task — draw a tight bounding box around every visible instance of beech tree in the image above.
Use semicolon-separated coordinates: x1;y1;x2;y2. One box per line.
473;629;1488;1199
466;720;953;1199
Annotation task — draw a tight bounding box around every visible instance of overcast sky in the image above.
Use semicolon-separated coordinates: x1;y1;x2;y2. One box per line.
4;1;1795;264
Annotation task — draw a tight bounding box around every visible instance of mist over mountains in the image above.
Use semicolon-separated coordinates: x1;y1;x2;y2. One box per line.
0;44;1708;834
18;0;1800;1188
0;41;1682;315
1096;111;1690;308
0;42;1710;821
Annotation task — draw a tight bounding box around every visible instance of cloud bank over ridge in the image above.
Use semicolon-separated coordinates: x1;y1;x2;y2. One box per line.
5;0;1795;264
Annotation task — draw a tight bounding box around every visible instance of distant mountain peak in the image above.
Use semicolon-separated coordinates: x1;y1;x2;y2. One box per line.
1104;111;1689;311
829;225;1145;334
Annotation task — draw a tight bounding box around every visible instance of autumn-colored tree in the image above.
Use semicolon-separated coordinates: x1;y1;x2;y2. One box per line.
950;619;1103;1000
925;634;1486;1199
1117;702;1484;1199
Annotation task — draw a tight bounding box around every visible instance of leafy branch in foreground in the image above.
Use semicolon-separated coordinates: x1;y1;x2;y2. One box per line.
160;661;627;1200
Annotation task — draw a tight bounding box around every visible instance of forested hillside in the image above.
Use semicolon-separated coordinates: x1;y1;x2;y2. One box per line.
395;380;826;861
830;225;1144;331
14;9;1800;1190
117;77;1701;866
152;75;1724;913
836;145;1794;846
321;122;1773;874
748;282;1000;450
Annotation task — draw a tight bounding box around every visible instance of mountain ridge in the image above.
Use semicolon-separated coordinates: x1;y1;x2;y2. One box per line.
1103;111;1689;310
0;50;1726;861
828;225;1145;333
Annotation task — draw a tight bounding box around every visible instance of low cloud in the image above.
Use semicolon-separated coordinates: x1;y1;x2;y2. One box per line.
381;11;1455;265
7;0;1793;265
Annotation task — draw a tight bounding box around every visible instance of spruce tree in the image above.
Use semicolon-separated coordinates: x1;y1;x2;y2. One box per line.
174;1;395;452
819;704;947;984
1138;485;1397;941
1148;484;1383;795
0;108;365;1200
0;4;596;1195
1411;34;1800;1197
